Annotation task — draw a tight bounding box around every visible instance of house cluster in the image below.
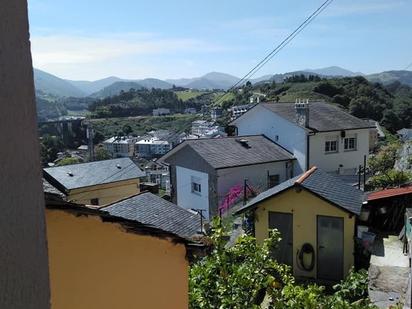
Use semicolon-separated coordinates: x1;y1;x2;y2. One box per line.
103;130;176;159
189;120;226;139
40;99;411;307
158;99;406;287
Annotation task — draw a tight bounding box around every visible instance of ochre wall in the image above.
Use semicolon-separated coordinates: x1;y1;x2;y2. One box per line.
68;179;140;205
46;209;188;309
254;188;355;279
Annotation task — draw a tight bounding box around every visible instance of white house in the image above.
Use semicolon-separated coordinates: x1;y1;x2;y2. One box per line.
135;137;172;159
160;135;295;219
152;108;171;116
231;101;374;175
103;136;138;158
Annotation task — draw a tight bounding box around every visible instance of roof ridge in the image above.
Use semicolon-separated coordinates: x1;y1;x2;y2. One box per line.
295;166;318;184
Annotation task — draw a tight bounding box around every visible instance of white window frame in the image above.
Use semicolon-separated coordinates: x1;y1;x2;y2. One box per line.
344;136;357;151
191;176;201;195
325;139;338;154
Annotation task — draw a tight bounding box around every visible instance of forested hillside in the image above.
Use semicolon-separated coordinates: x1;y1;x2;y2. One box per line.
88;88;184;118
223;75;412;132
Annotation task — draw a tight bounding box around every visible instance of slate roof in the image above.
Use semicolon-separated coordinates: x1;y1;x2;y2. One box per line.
103;192;201;238
43;158;145;191
162;135;295;169
254;102;373;132
237;167;364;215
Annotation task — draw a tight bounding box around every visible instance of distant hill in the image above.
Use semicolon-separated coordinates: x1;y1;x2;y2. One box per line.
136;78;172;90
34;69;85;97
167;72;240;90
90;81;144;98
67;76;123;96
366;70;412;87
304;66;362;77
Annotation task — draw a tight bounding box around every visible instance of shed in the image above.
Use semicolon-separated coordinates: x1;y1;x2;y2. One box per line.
237;166;364;282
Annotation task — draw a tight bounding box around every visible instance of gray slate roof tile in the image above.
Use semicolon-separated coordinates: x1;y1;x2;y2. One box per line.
103;192;201;238
43;158;145;191
260;102;373;132
237;168;363;215
181;135;294;169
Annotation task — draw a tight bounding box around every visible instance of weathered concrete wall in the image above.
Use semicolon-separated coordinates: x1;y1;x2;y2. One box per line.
0;1;51;308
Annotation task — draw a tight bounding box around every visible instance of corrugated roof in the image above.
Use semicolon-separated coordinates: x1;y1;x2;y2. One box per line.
237;167;363;215
367;186;412;201
103;192;201;238
163;135;294;169
258;102;373;132
43;158;145;191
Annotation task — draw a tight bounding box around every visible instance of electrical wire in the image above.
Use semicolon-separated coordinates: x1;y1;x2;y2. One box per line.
214;0;335;106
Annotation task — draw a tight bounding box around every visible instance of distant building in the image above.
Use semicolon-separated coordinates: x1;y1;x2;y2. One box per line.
135;137;172;159
145;160;171;192
191;120;214;136
184;107;197;114
153;108;171;116
160;135;295;219
228;104;253;120
43;158;146;206
210;107;223;121
397;128;412;142
103;136;139;158
249;93;266;104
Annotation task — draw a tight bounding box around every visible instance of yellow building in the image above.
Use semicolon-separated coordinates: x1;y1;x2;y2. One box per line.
44;191;202;309
43;157;145;206
237;167;363;282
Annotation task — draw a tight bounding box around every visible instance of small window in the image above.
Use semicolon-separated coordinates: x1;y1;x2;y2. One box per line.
191;182;201;194
90;198;99;206
325;140;338;153
268;174;280;188
344;137;357;151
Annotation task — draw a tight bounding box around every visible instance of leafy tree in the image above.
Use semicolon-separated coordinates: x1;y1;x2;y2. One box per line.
40;135;64;165
189;218;375;309
368;143;412;189
122;124;133;135
94;147;112;161
57;157;81;166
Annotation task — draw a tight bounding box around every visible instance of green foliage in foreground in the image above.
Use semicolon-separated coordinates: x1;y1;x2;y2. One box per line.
189;218;376;309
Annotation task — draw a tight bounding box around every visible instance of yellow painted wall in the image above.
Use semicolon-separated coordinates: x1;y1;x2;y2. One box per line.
46;209;188;309
254;188;355;280
68;178;140;206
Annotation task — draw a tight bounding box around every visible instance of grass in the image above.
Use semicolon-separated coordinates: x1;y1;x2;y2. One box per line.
175;90;206;101
91;114;200;139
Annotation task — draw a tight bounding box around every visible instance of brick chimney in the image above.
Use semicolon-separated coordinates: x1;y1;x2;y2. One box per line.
295;99;309;128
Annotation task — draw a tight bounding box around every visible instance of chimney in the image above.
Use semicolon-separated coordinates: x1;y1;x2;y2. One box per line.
295;99;309;128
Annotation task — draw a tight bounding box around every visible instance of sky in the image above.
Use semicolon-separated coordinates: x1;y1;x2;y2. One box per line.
28;0;412;81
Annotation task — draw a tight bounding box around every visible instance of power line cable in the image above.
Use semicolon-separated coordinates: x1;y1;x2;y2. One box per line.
214;0;335;106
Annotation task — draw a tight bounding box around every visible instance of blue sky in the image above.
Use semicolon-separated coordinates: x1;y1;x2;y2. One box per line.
28;0;412;81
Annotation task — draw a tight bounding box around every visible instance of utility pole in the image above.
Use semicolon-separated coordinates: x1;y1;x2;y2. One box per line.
243;178;248;205
194;209;205;234
363;155;367;190
85;121;94;161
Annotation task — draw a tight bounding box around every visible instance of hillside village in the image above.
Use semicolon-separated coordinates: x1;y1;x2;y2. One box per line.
4;1;412;309
38;75;412;307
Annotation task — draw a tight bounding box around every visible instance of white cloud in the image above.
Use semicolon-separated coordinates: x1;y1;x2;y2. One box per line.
31;33;226;66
